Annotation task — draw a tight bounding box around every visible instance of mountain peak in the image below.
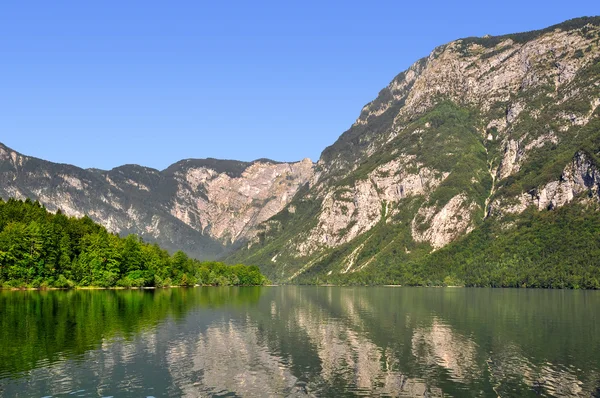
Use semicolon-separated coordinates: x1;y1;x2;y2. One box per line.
229;16;600;283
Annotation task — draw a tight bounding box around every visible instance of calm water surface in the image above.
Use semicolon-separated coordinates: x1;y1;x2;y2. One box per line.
0;287;598;397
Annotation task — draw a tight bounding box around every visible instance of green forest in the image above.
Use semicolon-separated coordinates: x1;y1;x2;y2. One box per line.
0;198;269;288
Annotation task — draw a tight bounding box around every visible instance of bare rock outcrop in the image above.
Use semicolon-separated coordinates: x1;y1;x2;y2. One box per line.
491;151;600;215
170;158;314;243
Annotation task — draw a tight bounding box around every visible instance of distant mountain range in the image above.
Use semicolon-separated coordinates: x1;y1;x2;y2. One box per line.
0;142;314;259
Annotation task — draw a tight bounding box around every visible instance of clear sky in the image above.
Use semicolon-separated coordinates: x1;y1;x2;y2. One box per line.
1;1;598;170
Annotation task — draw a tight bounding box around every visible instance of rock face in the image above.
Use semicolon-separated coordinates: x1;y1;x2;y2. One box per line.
228;17;600;281
411;194;478;249
0;143;314;259
491;150;600;214
294;156;449;256
169;158;314;243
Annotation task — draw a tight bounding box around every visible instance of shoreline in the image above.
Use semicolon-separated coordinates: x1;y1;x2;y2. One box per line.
3;284;598;291
0;284;269;291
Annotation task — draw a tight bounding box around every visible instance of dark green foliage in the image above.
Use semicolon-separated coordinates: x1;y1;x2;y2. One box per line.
411;203;600;289
0;143;233;260
459;16;600;49
0;198;269;288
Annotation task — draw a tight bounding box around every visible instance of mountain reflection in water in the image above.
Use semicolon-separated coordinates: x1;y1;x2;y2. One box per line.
0;286;598;397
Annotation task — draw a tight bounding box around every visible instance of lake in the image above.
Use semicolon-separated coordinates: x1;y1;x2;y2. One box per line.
0;287;598;397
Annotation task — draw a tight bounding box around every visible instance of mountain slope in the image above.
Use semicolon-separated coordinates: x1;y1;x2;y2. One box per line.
0;143;314;259
3;17;600;285
227;17;600;284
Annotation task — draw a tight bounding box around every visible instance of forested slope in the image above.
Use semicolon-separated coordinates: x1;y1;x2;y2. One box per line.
0;198;268;288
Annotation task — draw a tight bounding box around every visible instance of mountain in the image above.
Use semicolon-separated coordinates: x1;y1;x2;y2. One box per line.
226;17;600;286
3;17;600;287
0;142;314;259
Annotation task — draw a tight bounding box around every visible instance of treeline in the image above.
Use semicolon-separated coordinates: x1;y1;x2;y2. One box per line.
0;198;269;288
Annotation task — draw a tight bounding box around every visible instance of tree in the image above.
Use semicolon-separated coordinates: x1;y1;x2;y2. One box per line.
0;199;268;288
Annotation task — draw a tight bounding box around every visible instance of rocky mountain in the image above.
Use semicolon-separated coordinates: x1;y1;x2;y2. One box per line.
3;17;600;286
227;17;600;285
0;143;314;259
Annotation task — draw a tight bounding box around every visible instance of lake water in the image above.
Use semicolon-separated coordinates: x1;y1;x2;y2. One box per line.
0;287;598;397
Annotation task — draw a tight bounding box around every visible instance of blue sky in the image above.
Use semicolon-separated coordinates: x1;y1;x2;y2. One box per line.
1;1;598;170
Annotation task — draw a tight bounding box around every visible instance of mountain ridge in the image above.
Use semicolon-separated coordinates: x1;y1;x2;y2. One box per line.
2;16;600;286
0;141;315;259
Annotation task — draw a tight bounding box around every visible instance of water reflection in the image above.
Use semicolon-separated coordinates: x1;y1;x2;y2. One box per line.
411;318;480;383
486;343;599;397
169;321;301;397
0;287;599;397
291;299;440;396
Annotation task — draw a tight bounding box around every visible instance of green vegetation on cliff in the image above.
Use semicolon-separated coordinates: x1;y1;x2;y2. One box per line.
229;57;600;288
0;198;268;288
298;202;600;289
